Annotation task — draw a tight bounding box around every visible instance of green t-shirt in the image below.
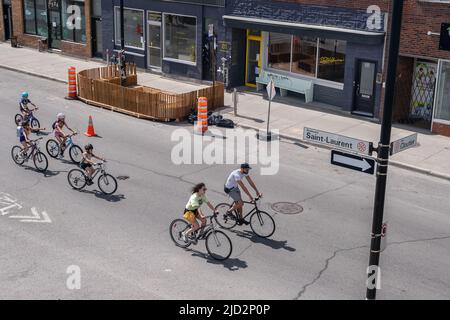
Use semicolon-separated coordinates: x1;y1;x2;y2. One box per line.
186;193;209;211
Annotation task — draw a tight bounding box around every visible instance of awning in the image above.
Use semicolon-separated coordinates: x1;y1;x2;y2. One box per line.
223;15;385;45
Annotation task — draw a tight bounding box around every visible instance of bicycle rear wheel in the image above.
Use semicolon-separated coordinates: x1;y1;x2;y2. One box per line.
250;211;276;238
69;144;83;164
98;174;118;195
33;151;48;172
14;114;23;126
205;230;232;260
11;146;25;165
68;169;87;190
169;219;191;248
214;203;238;229
46;139;60;158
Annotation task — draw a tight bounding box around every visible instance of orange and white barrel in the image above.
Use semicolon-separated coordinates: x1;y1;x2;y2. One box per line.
197;97;208;135
67;66;77;99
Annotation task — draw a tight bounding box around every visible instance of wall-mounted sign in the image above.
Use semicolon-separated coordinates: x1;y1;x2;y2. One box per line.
48;0;59;10
439;23;450;51
218;41;230;52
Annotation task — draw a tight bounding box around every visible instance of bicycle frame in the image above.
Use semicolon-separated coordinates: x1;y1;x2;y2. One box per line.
189;216;217;241
230;198;261;221
84;163;106;180
22;139;41;160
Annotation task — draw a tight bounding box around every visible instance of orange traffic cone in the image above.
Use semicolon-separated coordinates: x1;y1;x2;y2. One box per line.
84;116;97;137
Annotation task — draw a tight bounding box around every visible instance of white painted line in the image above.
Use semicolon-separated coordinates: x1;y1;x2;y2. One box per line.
9;207;52;223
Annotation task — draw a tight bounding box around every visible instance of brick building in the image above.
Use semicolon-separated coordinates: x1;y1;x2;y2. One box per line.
0;0;103;58
393;0;450;136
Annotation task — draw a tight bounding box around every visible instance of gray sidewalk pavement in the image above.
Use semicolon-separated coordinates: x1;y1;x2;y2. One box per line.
1;42;449;180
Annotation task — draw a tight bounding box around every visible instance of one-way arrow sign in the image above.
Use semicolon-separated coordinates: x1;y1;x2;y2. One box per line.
331;150;376;175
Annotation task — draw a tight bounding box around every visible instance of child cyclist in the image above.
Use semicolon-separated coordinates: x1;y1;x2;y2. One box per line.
19;92;38;119
18;121;32;159
182;183;218;242
80;144;105;185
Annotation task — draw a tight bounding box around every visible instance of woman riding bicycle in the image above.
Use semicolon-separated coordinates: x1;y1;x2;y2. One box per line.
52;113;76;158
182;183;218;242
80;144;105;185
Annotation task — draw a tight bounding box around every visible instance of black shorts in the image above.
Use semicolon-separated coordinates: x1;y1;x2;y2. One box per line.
80;162;92;170
184;208;199;217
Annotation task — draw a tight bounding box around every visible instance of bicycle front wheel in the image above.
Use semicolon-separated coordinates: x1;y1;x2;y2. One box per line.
205;230;232;260
33;152;48;172
11;146;25;165
68;169;87;190
46;139;60;158
31;118;40;129
98;174;118;195
250;211;276;238
169;219;191;248
69;144;83;164
214;203;238;229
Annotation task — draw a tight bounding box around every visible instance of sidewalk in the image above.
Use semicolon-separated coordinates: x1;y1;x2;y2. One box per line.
0;42;207;93
222;90;450;180
1;42;449;180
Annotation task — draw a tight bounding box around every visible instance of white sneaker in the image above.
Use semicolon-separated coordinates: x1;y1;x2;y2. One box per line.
181;232;188;243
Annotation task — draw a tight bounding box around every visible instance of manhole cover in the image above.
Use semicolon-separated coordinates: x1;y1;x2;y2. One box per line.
116;176;130;180
271;202;303;214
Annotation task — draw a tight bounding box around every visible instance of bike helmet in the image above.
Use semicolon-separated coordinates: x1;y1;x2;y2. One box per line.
21;92;29;98
57;113;65;120
241;163;252;170
84;144;93;151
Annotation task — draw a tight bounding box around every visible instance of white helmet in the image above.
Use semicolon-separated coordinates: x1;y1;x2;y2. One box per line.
57;113;65;120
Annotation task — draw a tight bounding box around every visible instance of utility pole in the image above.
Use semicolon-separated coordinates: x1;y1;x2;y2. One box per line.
119;0;125;86
366;0;404;300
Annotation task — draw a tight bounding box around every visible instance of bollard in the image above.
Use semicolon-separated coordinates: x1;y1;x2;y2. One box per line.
233;88;238;116
197;97;208;135
65;66;77;100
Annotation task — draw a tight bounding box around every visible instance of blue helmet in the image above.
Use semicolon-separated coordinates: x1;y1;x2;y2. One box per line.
21;92;29;98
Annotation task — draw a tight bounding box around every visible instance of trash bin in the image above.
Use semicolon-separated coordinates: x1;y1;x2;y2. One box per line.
10;36;18;48
38;38;48;52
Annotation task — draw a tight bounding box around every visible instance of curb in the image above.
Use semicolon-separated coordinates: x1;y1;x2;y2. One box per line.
234;121;450;181
0;64;67;84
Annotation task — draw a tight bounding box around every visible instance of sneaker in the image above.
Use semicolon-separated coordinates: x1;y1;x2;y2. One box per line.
57;153;64;159
86;179;93;186
181;232;188;243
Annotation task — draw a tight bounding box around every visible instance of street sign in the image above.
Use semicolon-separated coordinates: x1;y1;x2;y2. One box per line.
208;24;214;38
331;150;376;175
304;127;372;155
267;80;276;100
390;133;418;155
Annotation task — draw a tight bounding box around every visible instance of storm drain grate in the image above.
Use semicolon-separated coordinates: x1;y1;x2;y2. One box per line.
271;202;303;215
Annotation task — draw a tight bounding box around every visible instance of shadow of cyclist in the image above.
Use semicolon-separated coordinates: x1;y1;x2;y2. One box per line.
24;167;63;178
230;229;296;252
77;189;125;202
186;248;248;271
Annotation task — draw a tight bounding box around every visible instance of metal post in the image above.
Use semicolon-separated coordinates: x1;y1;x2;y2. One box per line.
211;37;216;109
119;0;125;86
233;88;238;116
366;0;404;300
266;81;272;141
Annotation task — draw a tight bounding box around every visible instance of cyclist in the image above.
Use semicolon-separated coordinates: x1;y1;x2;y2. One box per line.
80;144;105;185
224;163;262;225
52;113;76;158
17;121;32;160
182;183;218;242
19;92;38;119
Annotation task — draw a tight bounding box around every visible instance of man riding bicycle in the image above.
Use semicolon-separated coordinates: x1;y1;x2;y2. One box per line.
182;183;218;242
52;113;76;158
224;163;262;225
19;92;38;119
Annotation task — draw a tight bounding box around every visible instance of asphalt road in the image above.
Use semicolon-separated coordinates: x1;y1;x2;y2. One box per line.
0;69;449;299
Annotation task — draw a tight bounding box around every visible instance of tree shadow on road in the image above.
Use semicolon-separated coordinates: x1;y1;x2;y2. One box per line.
230;229;296;252
186;248;248;271
77;189;126;202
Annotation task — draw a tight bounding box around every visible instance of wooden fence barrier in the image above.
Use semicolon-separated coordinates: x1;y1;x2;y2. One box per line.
77;64;224;121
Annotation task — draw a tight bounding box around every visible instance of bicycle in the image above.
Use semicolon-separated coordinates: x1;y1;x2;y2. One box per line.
67;161;118;195
46;132;83;164
214;196;276;238
15;110;40;129
11;137;48;172
169;214;233;261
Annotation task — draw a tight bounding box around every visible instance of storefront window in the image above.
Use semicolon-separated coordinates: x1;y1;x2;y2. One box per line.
268;33;292;72
434;61;450;121
291;36;317;77
36;0;48;37
318;39;346;83
24;0;37;35
115;8;144;49
62;0;86;43
164;14;197;64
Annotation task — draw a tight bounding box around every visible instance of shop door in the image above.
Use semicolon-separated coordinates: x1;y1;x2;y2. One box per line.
245;30;262;87
3;5;12;40
147;23;161;70
352;60;377;116
48;7;62;49
91;17;103;57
